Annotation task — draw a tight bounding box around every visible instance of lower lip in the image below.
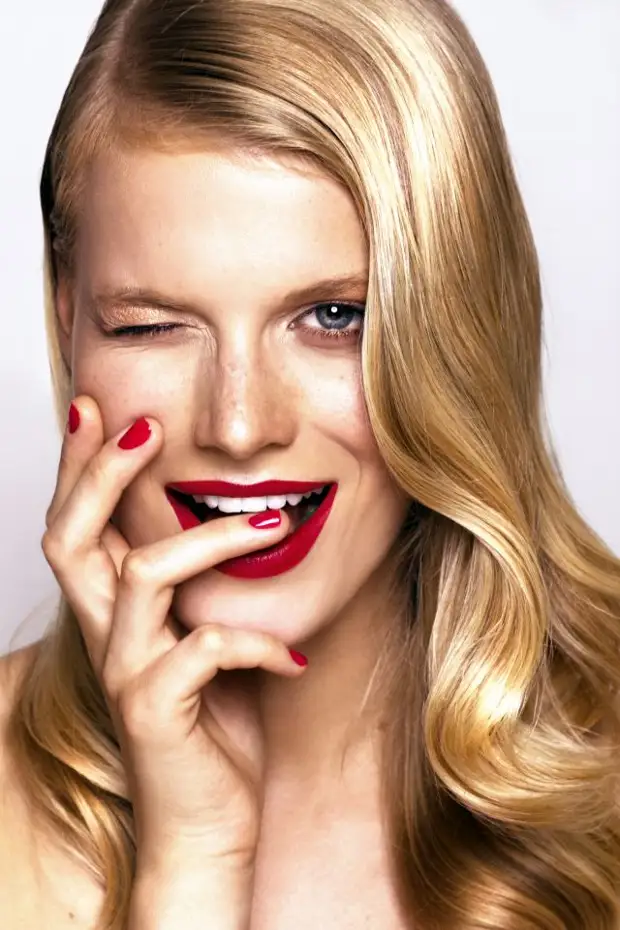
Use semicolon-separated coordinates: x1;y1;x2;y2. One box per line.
165;484;338;580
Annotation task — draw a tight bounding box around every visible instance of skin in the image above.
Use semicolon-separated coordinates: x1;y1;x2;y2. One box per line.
54;145;411;813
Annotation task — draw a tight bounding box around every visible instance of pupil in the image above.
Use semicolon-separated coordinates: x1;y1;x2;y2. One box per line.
317;304;355;330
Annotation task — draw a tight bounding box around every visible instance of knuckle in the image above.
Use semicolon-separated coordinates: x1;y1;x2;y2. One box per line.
195;624;228;653
41;528;63;565
119;550;156;588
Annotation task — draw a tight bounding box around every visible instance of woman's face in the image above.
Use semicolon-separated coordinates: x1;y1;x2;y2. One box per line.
57;146;410;644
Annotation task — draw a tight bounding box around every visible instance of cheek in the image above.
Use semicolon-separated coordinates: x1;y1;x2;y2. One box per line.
301;358;377;460
72;341;192;547
72;339;192;438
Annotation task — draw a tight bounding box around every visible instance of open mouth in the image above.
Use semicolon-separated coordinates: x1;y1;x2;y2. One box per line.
166;484;332;534
165;481;339;579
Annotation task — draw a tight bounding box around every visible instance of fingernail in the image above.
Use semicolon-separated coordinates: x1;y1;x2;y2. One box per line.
248;510;281;529
289;649;308;667
68;402;80;434
118;417;151;450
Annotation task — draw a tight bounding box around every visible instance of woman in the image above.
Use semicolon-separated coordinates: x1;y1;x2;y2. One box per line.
1;0;619;927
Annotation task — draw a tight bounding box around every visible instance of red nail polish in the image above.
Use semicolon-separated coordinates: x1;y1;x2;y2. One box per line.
118;417;151;450
289;649;308;667
68;403;80;434
249;510;281;529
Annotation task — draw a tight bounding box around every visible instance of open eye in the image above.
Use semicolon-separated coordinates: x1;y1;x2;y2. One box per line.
296;302;365;340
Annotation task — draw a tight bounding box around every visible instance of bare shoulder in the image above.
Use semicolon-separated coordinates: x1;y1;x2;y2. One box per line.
0;641;43;787
0;642;43;926
0;638;40;684
0;640;103;929
0;641;41;740
0;641;41;816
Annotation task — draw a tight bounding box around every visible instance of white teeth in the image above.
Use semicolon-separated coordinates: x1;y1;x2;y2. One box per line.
217;497;242;514
241;497;268;513
266;495;287;510
191;485;326;514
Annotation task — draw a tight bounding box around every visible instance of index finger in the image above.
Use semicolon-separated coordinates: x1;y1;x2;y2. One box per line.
45;396;105;528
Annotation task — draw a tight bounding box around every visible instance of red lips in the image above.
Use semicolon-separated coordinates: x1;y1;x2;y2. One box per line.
167;480;330;496
165;482;338;579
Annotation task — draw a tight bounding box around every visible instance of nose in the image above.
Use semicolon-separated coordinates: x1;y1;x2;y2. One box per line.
193;335;298;461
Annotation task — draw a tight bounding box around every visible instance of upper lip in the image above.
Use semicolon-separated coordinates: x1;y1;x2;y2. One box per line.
167;480;334;496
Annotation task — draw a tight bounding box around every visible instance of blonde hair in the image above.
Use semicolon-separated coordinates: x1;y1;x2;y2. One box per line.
10;0;620;927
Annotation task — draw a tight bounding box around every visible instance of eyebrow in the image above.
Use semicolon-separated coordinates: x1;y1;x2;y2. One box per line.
88;271;369;316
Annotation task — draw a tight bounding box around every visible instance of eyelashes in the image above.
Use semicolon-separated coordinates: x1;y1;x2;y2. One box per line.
110;322;185;339
108;302;366;343
292;302;365;341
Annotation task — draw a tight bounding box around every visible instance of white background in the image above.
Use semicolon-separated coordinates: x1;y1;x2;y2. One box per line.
0;1;618;653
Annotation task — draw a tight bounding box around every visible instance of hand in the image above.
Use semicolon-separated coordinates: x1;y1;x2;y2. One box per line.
42;396;307;877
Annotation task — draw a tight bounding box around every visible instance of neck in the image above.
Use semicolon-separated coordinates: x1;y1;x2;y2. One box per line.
253;568;402;809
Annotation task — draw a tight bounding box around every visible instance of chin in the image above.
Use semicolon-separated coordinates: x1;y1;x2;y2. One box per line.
170;526;400;649
171;564;344;645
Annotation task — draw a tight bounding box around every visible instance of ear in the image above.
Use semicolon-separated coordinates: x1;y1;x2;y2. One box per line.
54;274;75;371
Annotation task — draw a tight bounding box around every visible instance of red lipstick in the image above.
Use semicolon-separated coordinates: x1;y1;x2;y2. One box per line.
168;480;327;496
165;481;338;579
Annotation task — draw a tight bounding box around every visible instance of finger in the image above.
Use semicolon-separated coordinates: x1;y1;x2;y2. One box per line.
117;623;307;742
46;395;105;528
101;522;131;577
47;415;163;556
42;416;163;676
103;509;291;684
103;521;185;659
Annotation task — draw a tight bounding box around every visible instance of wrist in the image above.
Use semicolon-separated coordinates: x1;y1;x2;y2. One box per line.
128;864;254;930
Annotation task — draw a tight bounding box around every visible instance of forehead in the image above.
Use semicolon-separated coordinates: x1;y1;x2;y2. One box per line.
75;146;368;297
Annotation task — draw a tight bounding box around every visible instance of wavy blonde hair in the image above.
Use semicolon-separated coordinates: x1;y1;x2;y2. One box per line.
8;0;620;927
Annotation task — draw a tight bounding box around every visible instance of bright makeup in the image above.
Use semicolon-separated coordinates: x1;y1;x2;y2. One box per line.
165;480;338;579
